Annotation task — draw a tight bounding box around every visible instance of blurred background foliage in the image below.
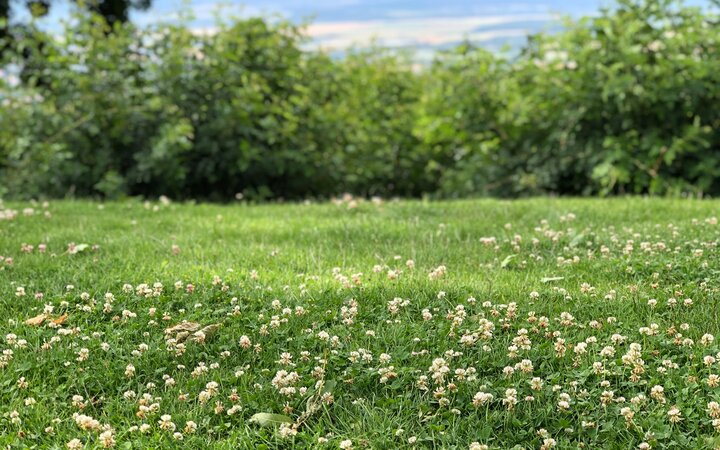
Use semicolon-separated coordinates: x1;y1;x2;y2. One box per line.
1;0;720;200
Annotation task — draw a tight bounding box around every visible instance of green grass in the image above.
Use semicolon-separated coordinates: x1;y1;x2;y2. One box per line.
1;197;720;449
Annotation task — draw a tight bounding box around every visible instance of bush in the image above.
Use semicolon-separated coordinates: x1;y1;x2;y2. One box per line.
1;0;719;200
516;0;720;196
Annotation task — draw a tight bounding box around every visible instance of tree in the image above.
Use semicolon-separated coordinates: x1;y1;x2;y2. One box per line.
1;0;151;43
0;0;8;45
83;0;151;26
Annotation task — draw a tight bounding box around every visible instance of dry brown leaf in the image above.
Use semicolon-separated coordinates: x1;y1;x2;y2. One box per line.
175;331;191;343
199;323;221;338
52;314;68;325
164;322;201;335
24;314;46;326
187;323;221;343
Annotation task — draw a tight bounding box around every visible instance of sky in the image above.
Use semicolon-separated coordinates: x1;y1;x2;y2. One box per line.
20;0;712;55
137;0;606;52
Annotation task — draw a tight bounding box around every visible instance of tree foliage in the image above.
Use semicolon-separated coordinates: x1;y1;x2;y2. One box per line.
1;0;719;200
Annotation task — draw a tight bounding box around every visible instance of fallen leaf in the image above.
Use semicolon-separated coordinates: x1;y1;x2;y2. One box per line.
25;314;46;326
164;322;201;335
175;331;191;343
52;314;68;325
249;413;292;427
199;323;221;337
187;323;221;342
500;255;516;269
541;277;565;283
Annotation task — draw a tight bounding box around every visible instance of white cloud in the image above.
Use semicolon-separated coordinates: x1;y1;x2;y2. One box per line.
306;14;556;50
134;1;284;26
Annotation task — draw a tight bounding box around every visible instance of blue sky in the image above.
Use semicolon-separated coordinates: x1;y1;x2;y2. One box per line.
23;0;711;54
136;0;606;52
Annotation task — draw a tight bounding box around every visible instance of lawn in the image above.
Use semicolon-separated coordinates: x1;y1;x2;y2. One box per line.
1;197;720;449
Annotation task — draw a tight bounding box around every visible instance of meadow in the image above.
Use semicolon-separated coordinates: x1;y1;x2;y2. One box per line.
1;197;720;449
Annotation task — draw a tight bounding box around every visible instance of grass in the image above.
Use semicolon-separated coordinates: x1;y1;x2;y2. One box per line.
1;197;720;449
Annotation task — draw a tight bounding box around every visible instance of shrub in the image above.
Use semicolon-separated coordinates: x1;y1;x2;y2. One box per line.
1;0;719;200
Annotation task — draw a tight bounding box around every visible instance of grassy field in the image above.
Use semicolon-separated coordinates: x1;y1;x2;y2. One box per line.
1;197;720;449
